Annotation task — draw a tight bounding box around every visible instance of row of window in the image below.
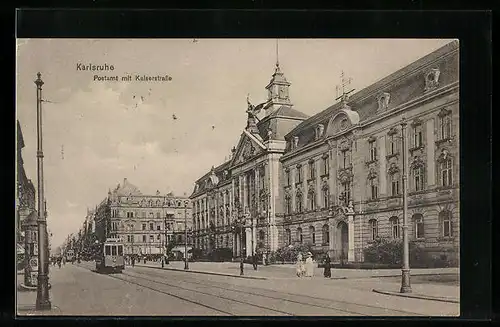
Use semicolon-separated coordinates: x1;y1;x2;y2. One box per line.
284;225;330;245
283;211;453;246
286;156;329;186
368;158;454;200
111;210;188;219
124;234;186;243
368;211;453;240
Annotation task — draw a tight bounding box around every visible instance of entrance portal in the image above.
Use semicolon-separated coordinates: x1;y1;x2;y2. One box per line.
337;221;348;264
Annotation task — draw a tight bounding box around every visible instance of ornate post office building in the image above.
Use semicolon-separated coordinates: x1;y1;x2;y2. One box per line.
191;41;459;262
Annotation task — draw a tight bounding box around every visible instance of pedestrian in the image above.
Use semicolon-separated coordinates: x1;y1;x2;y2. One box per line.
296;252;304;277
305;252;314;278
323;253;331;278
131;256;135;267
252;254;258;270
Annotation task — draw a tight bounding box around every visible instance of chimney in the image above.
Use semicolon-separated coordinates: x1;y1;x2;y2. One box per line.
123;178;128;184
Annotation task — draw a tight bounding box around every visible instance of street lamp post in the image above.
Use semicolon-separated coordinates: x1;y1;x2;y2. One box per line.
34;72;51;310
184;200;189;270
400;117;412;293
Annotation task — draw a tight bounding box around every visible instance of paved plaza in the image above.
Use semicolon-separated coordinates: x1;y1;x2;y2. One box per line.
16;261;459;316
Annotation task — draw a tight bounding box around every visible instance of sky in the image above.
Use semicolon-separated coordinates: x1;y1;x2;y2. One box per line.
16;38;454;249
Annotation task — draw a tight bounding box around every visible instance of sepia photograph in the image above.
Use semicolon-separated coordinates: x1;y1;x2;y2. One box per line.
16;38;459;316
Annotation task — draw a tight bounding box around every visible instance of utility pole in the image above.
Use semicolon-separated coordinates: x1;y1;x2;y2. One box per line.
35;73;51;310
400;117;412;293
184;200;189;270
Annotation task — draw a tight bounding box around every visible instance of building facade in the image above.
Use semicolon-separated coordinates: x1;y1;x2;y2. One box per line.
93;178;192;257
190;60;310;258
16;120;36;247
280;41;459;263
191;41;459;263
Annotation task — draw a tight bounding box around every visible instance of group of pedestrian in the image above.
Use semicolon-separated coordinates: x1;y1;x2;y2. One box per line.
295;252;315;277
295;252;332;278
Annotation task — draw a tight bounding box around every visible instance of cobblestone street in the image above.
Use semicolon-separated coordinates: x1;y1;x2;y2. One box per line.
16;262;459;316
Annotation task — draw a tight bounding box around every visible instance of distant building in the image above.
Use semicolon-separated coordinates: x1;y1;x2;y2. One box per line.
191;41;459;263
94;178;192;257
16;120;36;247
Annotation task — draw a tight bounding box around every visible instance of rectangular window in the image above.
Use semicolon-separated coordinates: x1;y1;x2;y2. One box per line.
389;135;396;155
297;196;303;213
286;170;290;186
157;212;161;218
149;223;154;230
142;224;146;231
117;245;123;256
441;160;453;187
157;225;161;231
323;189;329;208
391;175;400;196
157;234;161;240
443;220;451;237
341;182;351;205
416;219;424;239
149;235;154;242
414;167;425;191
370;180;378;200
297;166;302;183
111;246;117;256
309;161;315;179
142;235;146;242
440;115;452;140
286;198;291;214
323;156;329;175
413;126;423;148
369;141;377;161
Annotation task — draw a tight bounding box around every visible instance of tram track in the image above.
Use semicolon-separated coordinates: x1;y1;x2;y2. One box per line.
128;267;426;316
76;262;426;316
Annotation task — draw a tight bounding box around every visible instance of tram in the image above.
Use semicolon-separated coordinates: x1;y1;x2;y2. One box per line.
65;249;75;263
95;238;125;273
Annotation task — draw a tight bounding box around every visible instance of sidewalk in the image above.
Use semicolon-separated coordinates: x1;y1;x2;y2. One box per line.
135;260;459;281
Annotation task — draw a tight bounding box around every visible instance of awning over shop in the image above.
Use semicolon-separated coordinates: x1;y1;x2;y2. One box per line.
171;246;193;254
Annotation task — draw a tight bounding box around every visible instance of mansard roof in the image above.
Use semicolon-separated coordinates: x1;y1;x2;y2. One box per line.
113;178;142;196
190;160;232;198
285;41;459;141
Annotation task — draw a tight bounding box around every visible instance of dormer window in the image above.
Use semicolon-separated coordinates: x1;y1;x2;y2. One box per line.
376;92;391;112
424;68;441;91
315;124;324;140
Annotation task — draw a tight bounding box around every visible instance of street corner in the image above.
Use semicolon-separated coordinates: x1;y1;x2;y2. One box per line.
372;289;459;304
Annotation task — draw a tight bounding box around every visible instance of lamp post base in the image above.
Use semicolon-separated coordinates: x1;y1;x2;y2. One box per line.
400;269;412;293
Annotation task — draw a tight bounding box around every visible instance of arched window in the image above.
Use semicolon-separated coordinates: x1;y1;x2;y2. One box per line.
296;227;303;244
285;229;291;245
369;219;378;241
440;210;453;237
322;224;329;245
309;226;316;244
389;216;400;239
413;214;424;239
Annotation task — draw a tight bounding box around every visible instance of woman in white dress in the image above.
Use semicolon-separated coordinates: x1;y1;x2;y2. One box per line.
296;253;304;277
305;252;314;277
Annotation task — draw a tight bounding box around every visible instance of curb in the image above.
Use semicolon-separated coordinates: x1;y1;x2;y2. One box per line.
136;264;268;280
18;283;52;292
370;272;459;278
372;289;459;303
